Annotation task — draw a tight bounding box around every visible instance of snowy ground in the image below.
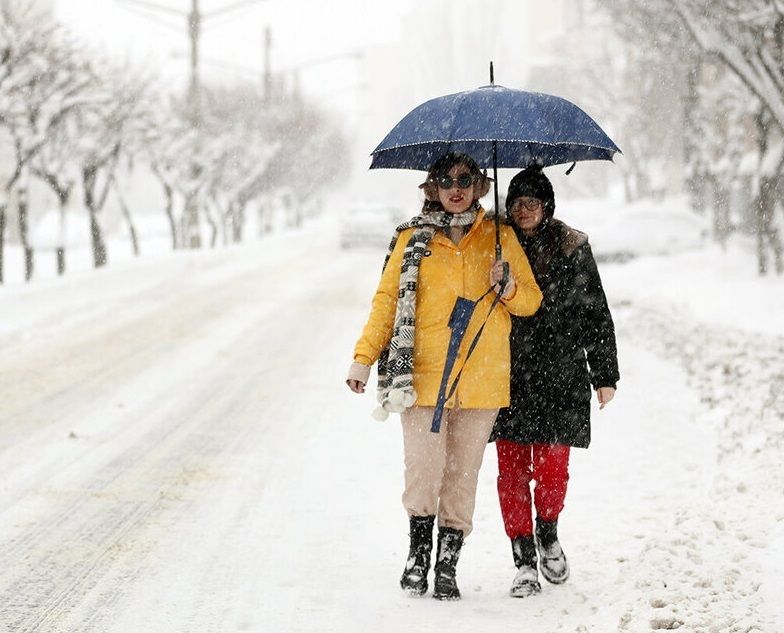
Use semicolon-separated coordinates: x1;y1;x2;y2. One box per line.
0;197;782;632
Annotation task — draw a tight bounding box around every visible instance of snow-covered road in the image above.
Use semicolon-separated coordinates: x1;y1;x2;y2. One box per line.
0;214;781;632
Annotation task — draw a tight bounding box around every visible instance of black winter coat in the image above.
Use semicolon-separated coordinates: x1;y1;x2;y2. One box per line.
493;218;620;449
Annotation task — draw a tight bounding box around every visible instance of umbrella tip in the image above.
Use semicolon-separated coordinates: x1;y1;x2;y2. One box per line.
489;61;494;85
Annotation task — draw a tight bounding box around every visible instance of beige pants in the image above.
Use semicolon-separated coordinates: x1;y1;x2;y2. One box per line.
400;406;499;537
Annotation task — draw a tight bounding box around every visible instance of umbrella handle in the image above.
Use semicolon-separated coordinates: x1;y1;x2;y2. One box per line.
498;262;509;295
494;244;509;294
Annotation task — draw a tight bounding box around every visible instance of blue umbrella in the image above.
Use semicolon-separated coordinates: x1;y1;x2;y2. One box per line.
370;78;620;172
370;64;620;268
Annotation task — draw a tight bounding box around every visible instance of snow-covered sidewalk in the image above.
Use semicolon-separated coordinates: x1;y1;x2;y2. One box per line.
0;201;781;632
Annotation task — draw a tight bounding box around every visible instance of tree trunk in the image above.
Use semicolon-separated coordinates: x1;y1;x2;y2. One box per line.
688;170;707;215
221;205;229;246
83;166;108;268
711;176;731;248
232;202;246;243
114;178;140;256
0;203;5;285
756;175;784;275
88;208;108;267
56;247;65;276
16;185;34;282
183;191;201;249
205;203;218;248
31;169;73;276
162;182;178;250
57;196;68;276
683;56;702;204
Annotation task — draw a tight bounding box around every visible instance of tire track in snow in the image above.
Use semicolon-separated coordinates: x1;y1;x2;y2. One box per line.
0;243;355;632
0;287;274;631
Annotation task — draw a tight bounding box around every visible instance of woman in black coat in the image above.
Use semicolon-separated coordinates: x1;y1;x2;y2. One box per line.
492;167;620;598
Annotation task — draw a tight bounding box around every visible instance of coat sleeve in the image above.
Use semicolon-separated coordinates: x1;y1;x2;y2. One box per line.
352;232;408;366
574;243;620;389
499;225;543;317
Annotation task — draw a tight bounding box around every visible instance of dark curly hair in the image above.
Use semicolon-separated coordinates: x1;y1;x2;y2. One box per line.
418;152;491;213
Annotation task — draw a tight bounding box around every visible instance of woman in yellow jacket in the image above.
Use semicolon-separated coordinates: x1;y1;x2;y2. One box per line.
346;152;542;600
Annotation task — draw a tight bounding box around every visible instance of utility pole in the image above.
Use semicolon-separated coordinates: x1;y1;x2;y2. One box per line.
263;25;272;104
188;0;201;127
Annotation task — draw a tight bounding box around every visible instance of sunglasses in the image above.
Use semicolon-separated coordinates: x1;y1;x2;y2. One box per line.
510;197;543;212
435;173;475;190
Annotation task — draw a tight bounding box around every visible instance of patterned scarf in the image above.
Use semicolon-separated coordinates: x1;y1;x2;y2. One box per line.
372;207;480;421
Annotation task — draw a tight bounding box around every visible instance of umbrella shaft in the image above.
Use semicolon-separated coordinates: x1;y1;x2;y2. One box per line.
493;140;500;256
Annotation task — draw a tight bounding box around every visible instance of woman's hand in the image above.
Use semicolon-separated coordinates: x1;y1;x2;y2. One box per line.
347;379;365;394
346;362;371;394
597;386;616;409
489;260;516;298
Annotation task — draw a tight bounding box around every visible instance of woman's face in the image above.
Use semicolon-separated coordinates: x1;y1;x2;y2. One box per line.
436;164;476;214
510;196;545;234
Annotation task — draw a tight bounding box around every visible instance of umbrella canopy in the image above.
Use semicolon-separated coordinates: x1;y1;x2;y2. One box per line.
370;84;620;171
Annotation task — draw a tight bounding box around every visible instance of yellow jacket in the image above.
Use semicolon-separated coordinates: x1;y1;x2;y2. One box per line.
354;210;542;409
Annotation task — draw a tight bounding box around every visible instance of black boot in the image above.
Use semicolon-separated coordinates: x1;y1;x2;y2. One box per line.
509;535;542;598
400;515;435;595
432;527;464;601
535;517;569;584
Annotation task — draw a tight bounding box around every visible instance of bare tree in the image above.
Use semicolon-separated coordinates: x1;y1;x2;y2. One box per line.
143;110;193;250
200;85;279;244
600;0;784;272
31;115;81;275
0;3;91;281
661;0;784;271
75;65;152;267
109;73;162;258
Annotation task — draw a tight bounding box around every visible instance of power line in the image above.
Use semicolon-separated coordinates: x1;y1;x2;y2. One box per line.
114;4;185;34
282;51;364;74
203;0;269;20
113;0;187;18
171;53;260;79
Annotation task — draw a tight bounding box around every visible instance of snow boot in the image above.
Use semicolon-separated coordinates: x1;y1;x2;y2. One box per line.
535;517;569;584
400;515;435;596
432;526;464;601
509;535;541;598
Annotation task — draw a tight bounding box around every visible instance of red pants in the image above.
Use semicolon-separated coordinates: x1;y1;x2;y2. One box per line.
496;440;571;539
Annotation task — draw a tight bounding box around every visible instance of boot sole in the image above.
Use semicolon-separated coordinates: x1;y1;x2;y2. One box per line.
402;587;428;597
540;562;569;584
400;578;428;596
510;583;541;598
536;539;570;585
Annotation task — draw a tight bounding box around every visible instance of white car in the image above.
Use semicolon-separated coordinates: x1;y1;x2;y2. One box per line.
339;204;411;250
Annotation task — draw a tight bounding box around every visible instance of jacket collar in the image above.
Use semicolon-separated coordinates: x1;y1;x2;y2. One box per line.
432;207;487;249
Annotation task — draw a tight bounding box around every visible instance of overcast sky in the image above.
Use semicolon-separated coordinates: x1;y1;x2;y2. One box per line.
54;0;414;113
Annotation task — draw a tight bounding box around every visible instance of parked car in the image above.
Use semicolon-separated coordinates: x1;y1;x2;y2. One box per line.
339;203;410;250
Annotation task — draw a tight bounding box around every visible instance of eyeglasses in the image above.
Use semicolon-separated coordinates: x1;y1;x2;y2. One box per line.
434;173;475;190
510;197;543;212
